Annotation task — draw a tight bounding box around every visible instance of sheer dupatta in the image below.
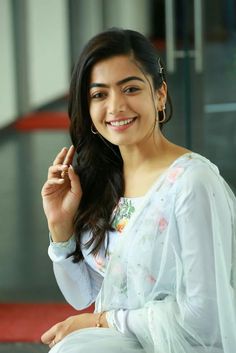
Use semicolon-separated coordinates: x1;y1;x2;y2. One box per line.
95;153;236;353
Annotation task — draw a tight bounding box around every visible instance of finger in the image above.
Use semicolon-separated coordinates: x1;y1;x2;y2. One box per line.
61;146;75;179
44;178;65;187
41;326;56;345
62;145;75;167
68;165;82;195
49;338;57;349
41;179;65;196
48;164;68;179
53;147;68;166
61;166;70;179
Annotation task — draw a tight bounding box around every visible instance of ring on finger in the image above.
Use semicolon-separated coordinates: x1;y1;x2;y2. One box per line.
61;169;69;178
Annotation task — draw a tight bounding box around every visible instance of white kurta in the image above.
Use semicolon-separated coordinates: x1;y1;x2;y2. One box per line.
48;152;236;353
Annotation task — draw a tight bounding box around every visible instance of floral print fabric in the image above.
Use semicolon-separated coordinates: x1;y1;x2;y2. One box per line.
112;198;136;233
93;197;140;274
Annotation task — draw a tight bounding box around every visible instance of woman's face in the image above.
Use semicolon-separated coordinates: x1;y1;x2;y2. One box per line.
88;55;166;147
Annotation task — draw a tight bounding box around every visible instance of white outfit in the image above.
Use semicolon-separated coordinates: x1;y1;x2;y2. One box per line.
48;153;236;353
49;197;142;333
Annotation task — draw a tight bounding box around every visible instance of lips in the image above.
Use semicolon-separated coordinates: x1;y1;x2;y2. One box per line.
107;117;136;127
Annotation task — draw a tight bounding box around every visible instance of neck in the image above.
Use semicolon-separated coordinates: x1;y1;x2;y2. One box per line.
120;131;170;173
119;131;190;197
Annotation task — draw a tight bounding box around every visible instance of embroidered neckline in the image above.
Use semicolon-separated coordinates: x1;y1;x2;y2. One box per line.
112;198;137;233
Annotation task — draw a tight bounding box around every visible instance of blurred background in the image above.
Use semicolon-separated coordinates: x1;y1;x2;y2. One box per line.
0;0;236;304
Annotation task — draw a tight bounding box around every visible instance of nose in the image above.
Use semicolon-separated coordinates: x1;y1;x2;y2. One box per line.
108;91;126;115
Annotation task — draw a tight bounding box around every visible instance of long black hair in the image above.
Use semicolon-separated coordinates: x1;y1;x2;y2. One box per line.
68;28;172;262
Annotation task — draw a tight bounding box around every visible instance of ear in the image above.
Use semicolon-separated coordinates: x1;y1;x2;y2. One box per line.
155;82;167;111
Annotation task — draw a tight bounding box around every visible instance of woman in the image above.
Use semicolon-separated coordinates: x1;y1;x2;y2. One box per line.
41;28;236;353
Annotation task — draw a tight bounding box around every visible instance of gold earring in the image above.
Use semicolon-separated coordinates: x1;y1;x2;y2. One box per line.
157;108;166;123
91;124;98;134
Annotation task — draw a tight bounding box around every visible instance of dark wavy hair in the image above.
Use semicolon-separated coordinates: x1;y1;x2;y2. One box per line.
68;28;172;262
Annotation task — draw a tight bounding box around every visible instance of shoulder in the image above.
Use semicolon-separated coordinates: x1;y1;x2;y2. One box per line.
170;155;236;230
167;152;221;190
166;153;234;213
163;152;230;208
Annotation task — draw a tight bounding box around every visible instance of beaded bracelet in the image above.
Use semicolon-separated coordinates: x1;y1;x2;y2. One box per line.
96;311;105;327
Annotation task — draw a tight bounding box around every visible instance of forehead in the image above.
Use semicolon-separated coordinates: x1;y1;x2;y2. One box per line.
89;55;146;84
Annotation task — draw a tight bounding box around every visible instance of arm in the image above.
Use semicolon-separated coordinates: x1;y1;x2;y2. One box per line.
41;147;110;348
48;236;103;309
42;147;104;308
43;237;109;348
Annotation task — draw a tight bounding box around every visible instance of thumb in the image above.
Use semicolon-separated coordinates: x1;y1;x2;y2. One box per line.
41;325;56;345
68;165;82;196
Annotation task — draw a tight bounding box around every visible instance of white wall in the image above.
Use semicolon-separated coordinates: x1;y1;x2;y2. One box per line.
70;0;151;65
26;0;70;108
0;0;17;127
104;0;151;35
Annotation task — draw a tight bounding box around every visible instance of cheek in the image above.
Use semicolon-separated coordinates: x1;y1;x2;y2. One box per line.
134;97;154;118
89;103;104;124
136;91;153;107
89;104;98;124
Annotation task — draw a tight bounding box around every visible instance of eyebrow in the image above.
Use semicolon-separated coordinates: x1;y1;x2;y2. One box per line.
89;76;145;89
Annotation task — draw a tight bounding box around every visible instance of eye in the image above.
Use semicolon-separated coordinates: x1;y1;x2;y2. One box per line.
123;86;140;94
90;91;107;100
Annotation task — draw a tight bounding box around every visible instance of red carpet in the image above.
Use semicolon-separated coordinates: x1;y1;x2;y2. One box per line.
13;111;70;131
0;303;94;343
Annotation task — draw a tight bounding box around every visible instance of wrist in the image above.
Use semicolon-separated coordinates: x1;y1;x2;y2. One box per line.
48;223;74;243
95;312;108;328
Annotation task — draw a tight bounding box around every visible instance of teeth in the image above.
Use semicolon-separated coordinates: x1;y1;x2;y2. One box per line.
110;118;134;126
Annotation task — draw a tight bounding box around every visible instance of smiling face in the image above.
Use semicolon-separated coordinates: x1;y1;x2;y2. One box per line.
88;55;166;147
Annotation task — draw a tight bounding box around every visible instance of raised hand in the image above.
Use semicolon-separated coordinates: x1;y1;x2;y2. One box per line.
41;146;82;242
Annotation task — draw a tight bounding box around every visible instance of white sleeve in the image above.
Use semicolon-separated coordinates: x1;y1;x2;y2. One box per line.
106;309;134;336
48;236;103;310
